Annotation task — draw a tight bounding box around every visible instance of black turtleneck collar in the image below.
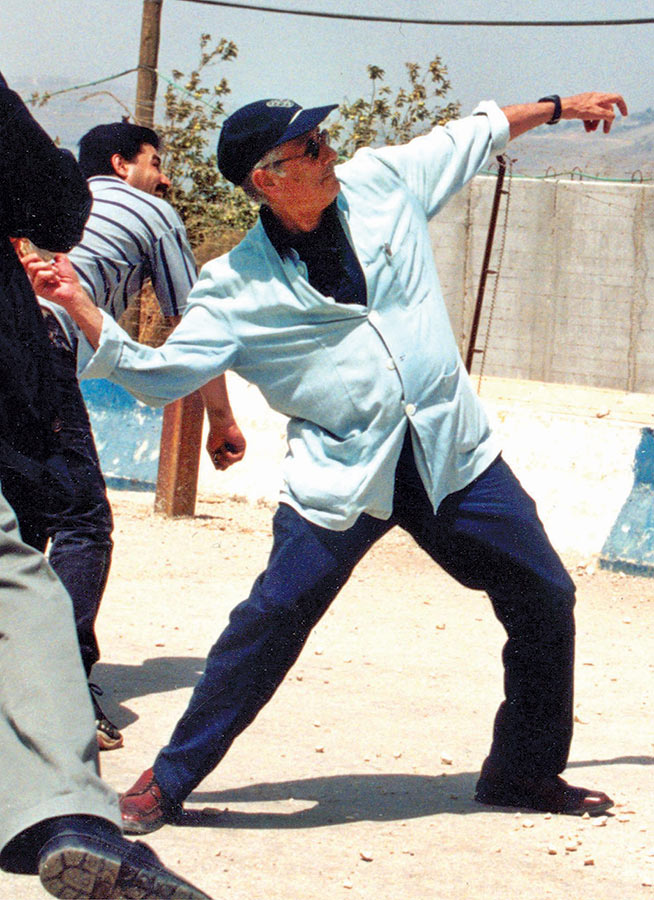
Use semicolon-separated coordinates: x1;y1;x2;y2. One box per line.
260;201;339;258
259;202;367;306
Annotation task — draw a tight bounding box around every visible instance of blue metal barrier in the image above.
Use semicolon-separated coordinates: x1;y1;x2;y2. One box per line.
600;427;654;576
81;379;162;491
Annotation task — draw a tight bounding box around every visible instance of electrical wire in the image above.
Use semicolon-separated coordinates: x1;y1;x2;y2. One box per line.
173;0;654;28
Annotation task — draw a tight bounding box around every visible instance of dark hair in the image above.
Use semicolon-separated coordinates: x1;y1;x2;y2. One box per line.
77;122;160;178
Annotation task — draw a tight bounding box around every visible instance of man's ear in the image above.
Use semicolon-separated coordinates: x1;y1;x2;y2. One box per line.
110;153;130;180
251;166;277;200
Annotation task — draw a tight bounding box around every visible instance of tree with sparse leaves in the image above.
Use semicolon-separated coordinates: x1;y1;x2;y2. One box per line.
156;34;259;253
328;58;460;159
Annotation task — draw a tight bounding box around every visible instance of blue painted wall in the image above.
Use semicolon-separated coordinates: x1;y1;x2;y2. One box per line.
81;379;162;491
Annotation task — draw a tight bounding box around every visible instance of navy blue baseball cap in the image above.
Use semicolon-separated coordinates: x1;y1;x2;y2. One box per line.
217;98;338;186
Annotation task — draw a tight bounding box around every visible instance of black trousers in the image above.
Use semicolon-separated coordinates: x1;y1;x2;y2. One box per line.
1;312;113;676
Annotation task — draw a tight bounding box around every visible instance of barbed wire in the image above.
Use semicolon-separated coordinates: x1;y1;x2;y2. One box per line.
26;66;222;113
26;68;141;104
481;167;654;184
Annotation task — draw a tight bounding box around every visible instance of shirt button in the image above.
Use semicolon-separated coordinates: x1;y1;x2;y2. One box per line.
405;403;417;416
386;358;396;370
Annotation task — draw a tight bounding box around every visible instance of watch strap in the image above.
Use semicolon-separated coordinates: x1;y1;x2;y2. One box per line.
537;94;562;125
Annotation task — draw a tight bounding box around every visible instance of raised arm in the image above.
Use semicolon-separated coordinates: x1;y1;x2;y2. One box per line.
502;91;628;141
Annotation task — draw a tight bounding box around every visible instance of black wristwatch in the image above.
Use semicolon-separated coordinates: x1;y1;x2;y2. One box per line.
538;94;562;125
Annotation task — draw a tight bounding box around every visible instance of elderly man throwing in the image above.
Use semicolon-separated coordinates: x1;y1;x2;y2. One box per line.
26;90;627;829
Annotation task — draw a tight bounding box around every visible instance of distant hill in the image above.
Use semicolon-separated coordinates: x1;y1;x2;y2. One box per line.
502;109;654;181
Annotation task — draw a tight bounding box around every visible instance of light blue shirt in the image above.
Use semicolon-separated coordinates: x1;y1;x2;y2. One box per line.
80;101;509;530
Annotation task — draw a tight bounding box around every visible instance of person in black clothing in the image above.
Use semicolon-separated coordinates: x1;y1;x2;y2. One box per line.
0;70;212;900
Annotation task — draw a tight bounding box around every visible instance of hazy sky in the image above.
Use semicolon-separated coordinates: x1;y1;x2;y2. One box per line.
2;0;652;133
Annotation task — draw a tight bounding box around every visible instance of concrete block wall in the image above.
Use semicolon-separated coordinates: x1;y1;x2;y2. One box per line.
431;175;654;393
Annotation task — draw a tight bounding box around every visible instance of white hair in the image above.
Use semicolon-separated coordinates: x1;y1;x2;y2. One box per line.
240;144;287;203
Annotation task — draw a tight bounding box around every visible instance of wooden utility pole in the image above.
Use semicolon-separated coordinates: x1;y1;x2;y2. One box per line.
134;0;205;517
154;389;205;517
135;0;163;127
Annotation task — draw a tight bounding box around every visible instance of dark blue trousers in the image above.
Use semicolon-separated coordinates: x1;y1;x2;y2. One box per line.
3;312;113;676
155;433;576;803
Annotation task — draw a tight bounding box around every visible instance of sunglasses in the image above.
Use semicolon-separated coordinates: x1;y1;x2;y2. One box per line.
266;129;329;168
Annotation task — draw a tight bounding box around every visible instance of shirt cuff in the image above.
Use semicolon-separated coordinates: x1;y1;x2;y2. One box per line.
471;100;510;154
78;311;125;380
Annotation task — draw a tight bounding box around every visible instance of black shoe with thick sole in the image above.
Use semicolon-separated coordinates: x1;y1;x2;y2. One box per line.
38;830;213;899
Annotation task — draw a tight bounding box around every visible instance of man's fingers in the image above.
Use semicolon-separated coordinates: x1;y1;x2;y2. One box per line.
23;256;57;288
616;96;629;117
211;446;231;470
21;251;42;271
594;92;627;118
566;92;627;130
21;254;48;283
212;453;232;471
211;442;244;470
22;254;53;273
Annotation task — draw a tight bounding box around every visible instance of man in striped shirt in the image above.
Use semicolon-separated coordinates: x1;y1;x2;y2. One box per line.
32;122;245;751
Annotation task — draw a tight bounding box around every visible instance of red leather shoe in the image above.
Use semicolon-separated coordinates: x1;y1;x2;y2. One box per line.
119;768;181;834
475;773;613;816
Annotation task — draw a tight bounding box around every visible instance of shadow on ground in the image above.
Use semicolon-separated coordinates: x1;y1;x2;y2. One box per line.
178;756;653;830
568;755;654;768
182;772;481;828
91;657;205;727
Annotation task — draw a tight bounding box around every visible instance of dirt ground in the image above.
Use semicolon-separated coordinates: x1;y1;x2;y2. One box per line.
4;480;653;900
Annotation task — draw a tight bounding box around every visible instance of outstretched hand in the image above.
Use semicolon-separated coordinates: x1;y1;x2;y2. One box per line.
504;91;627;141
561;92;628;133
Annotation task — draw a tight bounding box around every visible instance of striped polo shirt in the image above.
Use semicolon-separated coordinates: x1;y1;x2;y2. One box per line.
40;175;197;345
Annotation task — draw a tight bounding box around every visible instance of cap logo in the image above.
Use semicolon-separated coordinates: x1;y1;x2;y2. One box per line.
266;99;296;108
